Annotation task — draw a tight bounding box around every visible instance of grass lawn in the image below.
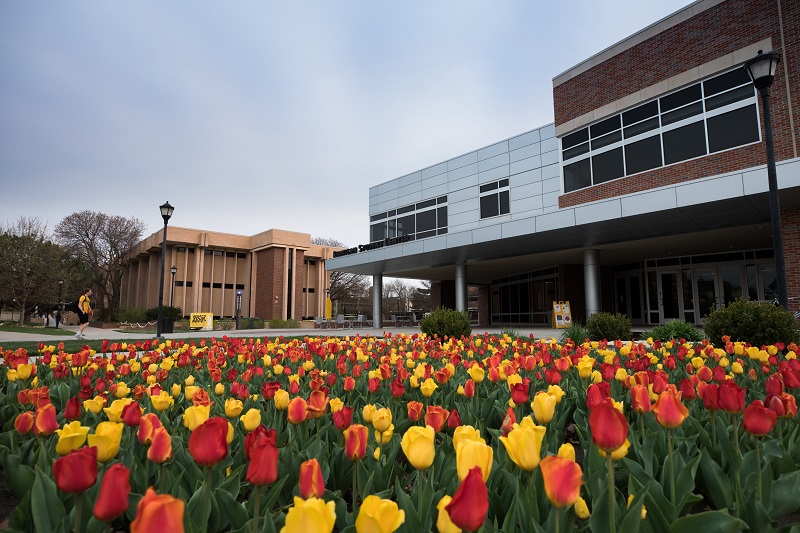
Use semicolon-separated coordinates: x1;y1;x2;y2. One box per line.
0;323;74;336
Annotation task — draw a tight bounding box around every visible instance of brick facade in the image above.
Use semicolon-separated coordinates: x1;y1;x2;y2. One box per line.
254;248;283;320
782;207;800;300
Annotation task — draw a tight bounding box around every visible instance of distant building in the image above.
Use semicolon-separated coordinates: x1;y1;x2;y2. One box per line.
327;0;800;328
119;227;341;320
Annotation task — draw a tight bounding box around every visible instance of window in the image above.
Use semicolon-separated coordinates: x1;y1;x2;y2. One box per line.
235;284;245;290
237;252;246;259
204;250;213;256
212;282;222;289
186;281;193;287
370;195;448;243
226;251;236;258
202;282;211;288
561;67;758;193
188;248;195;254
177;246;186;253
213;251;223;257
224;283;233;289
175;281;184;287
480;179;510;219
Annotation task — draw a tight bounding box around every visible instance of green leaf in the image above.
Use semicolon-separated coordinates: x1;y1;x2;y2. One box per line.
394;476;421;533
0;451;35;498
217;488;250;531
670;510;748;533
770;470;800;521
699;450;733;510
619;484;649;533
31;469;66;533
186;484;212;533
675;454;701;514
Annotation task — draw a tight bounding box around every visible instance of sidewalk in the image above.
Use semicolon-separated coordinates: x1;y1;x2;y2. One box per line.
0;323;566;345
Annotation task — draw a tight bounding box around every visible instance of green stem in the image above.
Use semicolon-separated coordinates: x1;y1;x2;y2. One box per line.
555;506;562;533
352;463;360;516
104;522;111;533
639;413;646;444
252;485;261;533
732;415;741;459
711;411;717;450
203;467;212;533
418;469;425;519
75;491;84;533
667;430;675;506
755;437;762;503
606;453;616;533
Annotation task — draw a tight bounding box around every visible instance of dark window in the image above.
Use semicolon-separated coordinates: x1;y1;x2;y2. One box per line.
416;209;436;232
625;135;663;175
177;246;186;253
416;199;436;210
437;206;447;228
306;287;315;293
480;182;498;193
417;230;436;239
396;214;415;236
622;101;658;126
397;205;414;215
624;117;659;138
204;250;212;256
563;142;590;160
225;251;235;258
707;105;760;153
370;212;387;222
480;194;499;218
706;85;754;111
185;281;193;287
663;121;707;164
387;210;396;217
660;84;701;112
224;283;233;289
308;260;316;265
437;228;448;235
212;283;222;289
499;190;510;215
661;101;703;126
202;282;211;288
591;130;622;150
564;159;591;193
387;219;396;238
592;148;624;184
703;68;751;96
371;222;386;242
499;178;509;188
590;115;620;138
562;128;589;150
437;196;447;204
213;250;223;256
188;248;195;254
175;281;184;287
237;252;246;259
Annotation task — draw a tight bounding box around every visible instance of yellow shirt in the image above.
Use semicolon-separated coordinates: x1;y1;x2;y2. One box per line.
79;295;92;314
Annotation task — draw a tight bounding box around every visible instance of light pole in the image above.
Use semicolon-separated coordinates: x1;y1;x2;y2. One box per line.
744;50;787;309
58;280;63;311
156;201;174;337
170;265;177;307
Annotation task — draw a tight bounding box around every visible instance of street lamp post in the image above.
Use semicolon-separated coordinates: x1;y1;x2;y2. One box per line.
744;50;787;310
170;265;177;307
58;280;63;311
156;201;174;337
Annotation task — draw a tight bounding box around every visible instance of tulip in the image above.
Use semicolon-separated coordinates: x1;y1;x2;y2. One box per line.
138;413;163;445
299;459;325;499
104;398;134;423
651;389;689;429
130;487;185;533
333;406;354;431
241;408;263;432
558;443;576;462
55;420;90;455
589;399;628;452
183;404;211;431
281;496;336;533
64;397;82;421
445;466;489;532
630;385;651;414
463;379;476;398
401;425;436;470
246;429;279;486
362;404;377;423
407;401;424;422
344;424;368;461
14;411;34;435
743;400;777;436
467;364;485;383
33;404;58;437
372;407;392;434
93;463;131;522
287;397;308;424
88;422;124;462
718;379;745;414
224;398;244;418
329;397;344;413
150;391;174;412
452;425;482;450
307;390;329;419
274;389;290;410
188;417;229;467
539;455;583;507
356;495;406;533
436;496;461;533
420;378;438;397
375;424;394;445
52;446;98;493
455;438;493;482
425;405;450;433
148;427;173;464
532;392;557;424
575;496;590;519
599;438;631;461
122;401;142;426
499;417;546;471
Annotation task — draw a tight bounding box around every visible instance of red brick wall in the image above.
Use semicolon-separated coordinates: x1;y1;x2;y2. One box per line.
254;248;283;320
783;207;800;300
293;250;305;320
477;285;490;326
556;0;800;207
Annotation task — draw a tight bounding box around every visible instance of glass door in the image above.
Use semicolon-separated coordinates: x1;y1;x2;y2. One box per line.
659;271;682;322
695;268;718;320
615;274;645;324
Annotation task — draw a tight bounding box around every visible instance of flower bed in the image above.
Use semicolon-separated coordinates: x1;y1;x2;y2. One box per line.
1;333;799;532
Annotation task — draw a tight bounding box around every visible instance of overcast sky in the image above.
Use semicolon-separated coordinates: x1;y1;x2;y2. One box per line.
1;1;695;247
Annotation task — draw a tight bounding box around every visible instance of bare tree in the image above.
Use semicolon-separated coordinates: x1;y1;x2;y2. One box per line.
312;236;371;314
54;211;145;321
382;278;418;319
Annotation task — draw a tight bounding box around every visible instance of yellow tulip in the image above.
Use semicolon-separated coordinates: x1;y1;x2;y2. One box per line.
599;439;631;461
16;364;33;380
114;382;130;399
420;378;438;398
183;404;211;431
499;417;546;472
557;443;576;462
224;398;244;418
627;494;647;519
467;364;485;383
531;393;557;424
400;426;435;470
452;425;482;450
281;496;336;533
185;375;195;386
731;361;744;374
104;398;134;423
548;385;565;403
55;421;90;455
329;398;344;413
241;408;262;432
355;495;406;533
227;421;235;444
215;383;225;395
375;424;394;445
274;389;289;410
150;391;174;412
147;363;158;374
575;497;591;519
88;421;124;462
362;404;377;423
436;496;461;533
129;360;141;373
83;396;105;415
372;407;392;434
455;438;493;482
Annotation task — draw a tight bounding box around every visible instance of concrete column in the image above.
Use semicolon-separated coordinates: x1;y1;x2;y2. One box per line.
372;274;383;328
584;249;601;318
455;264;467;312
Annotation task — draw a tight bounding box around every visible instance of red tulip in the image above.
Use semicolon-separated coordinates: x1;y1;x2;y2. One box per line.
147;427;173;464
299;458;325;499
64;397;82;421
697;382;720;411
333;406;354;431
509;380;530;405
651;388;689;429
780;392;798;418
589;398;628;452
138;413;163;445
539;455;583;507
14;411;34;435
93;463;131;522
743;400;777;436
287;397;308;425
188;417;229;467
718;380;745;414
463;379;476;398
445;466;489;532
130;487;185;533
343;376;356;391
407;401;424;422
122;402;142;426
244;426;274;460
630;385;651;414
344;424;368;461
33;403;58;437
246;429;279;486
448;408;462;430
678;378;696;401
261;381;281;400
425;405;450;433
391;378;406;398
500;407;516;436
585;382;610;409
52;446;98;493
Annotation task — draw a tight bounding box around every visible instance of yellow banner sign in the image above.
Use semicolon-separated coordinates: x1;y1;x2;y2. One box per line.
552;301;573;329
190;313;214;331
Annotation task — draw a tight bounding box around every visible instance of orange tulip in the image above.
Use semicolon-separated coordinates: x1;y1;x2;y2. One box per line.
188;417;229;467
589;399;628;452
445;466;489;532
14;411;34;435
93;463;131;522
344;424;368;461
651;389;689;429
147;427;173;464
299;458;325;499
539;455;583;508
138;413;163;445
130;487;185;533
407;401;424;422
287;397;308;425
630;385;651;414
33;403;58;437
52;446;98;493
306;390;329;419
425;405;450;433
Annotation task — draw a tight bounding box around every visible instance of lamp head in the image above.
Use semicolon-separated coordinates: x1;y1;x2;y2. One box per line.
160;201;174;223
744;50;781;90
170;265;177;275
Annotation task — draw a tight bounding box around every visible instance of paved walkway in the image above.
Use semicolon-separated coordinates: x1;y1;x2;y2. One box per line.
0;323;566;345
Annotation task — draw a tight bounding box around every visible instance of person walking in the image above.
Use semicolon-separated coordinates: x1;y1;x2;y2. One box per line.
76;288;93;338
54;307;61;329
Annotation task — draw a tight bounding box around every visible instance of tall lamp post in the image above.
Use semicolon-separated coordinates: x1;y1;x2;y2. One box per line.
744;50;787;309
156;201;174;337
58;280;63;311
170;265;177;307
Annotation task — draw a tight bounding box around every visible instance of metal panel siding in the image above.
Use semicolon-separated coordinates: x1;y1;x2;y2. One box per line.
675;175;745;207
536;209;576;232
403;241;426;255
398;191;423;206
541;136;559;154
479;165;509;184
377;180;398;194
447;231;474;247
447;163;478;181
742;168;769;195
510;142;541;163
510;155;542;175
423;235;448;252
398;171;422;187
377;199;399;213
509;129;541;150
542;192;561;209
540;123;556;140
513;181;544;199
575;199;623;225
512;168;543;184
473;224;503;243
542;177;561;194
422;171;448;189
541;149;560;166
449;209;479;226
478;152;510;172
542;163;560;180
449;173;479;193
399;182;421;197
422;162;448;179
478;141;509;161
503;217;537;238
621;189;678;217
449;152;478;170
421;183;448;199
449;220;480;234
378;189;398;203
448;187;476;205
511;195;544;213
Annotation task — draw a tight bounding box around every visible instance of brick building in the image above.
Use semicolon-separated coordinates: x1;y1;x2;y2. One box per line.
327;0;800;328
119;227;340;320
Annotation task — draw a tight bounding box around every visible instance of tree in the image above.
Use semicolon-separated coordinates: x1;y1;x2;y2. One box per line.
382;278;417;319
54;211;146;321
0;217;89;325
312;237;371;315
